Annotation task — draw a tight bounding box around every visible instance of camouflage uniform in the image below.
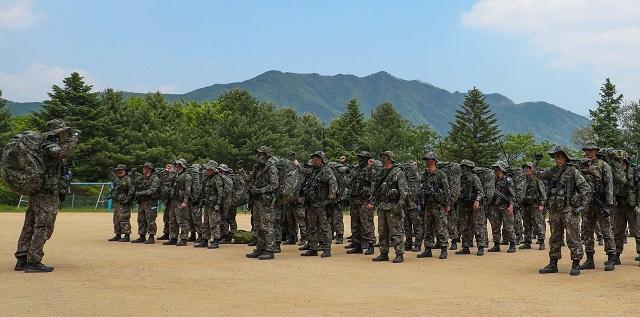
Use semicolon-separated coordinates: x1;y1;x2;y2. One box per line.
613;160;636;255
373;152;408;257
112;167;135;236
402;162;423;251
520;164;547;246
347;151;376;251
158;166;176;239
135;165;161;236
15;119;77;268
247;146;279;256
457;160;486;250
284;166;306;243
303;152;338;252
420;161;451;251
488;162;516;248
219;167;234;241
169;160;192;242
201;164;225;244
187;165;204;240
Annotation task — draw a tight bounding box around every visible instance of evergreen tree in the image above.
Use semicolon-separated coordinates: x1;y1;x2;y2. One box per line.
365;102;411;158
447;87;502;166
590;78;624;148
326;99;366;158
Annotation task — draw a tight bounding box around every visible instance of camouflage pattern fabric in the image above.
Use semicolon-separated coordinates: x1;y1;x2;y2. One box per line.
420;168;451;248
374;164;408;254
303;163;338;251
437;162;461;242
489;174;516;243
135;173;161;235
112;174;135;235
520;175;547;242
580;158;615;255
249;156;279;253
458;171;486;248
14;193;59;263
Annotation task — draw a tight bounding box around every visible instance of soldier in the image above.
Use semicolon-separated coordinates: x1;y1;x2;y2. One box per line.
536;145;591;276
131;162;161;244
195;161;224;249
246;146;279;260
14;119;78;273
418;152;451;260
370;151;408;263
579;141;617;271
488;161;517;253
345;151;376;255
108;164;135;243
403;160;423;252
163;159;192;246
218;164;234;244
157;163;176;241
613;155;635;264
329;162;348;244
187;163;204;243
519;162;547;250
455;159;486;256
301;151;338;258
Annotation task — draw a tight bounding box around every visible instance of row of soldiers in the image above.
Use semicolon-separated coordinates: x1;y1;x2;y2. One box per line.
105;141;639;274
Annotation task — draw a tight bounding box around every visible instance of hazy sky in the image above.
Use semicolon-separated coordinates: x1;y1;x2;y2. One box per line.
1;0;639;116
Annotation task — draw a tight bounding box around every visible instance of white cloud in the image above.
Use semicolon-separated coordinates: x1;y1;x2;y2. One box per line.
0;0;39;30
462;0;640;101
0;63;96;101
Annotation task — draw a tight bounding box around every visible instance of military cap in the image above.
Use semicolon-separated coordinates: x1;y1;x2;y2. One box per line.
114;164;127;171
460;159;475;168
581;141;600;151
548;145;573;160
356;150;373;158
256;145;273;157
310;151;328;163
522;162;534;169
379;151;396;162
141;162;154;169
43;119;71;135
174;159;188;168
219;164;230;172
423;151;438;162
492;161;507;172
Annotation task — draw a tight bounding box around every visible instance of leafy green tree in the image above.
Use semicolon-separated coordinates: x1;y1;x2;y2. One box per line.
571;124;596;149
326;99;366;158
501;133;553;169
0;90;12;144
447;87;502;166
364;102;411;159
590;78;624;148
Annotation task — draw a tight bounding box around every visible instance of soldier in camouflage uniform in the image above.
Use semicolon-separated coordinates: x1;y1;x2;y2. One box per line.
579;141;617;271
157;163;176;241
218;164;234;244
163;159;192;246
403;160;423;252
301;151;338;258
519;162;547;250
612;156;636;262
246;146;279;260
108;164;135;243
285;159;308;246
187;163;204;243
371;151;408;263
131;162;161;244
488;161;517;253
195;161;224;249
418;152;451;260
14;119;78;273
345;151;377;255
455;159;486;256
536;145;591;276
329;162;348;244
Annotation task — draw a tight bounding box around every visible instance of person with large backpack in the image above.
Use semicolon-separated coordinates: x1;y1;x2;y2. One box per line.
7;119;78;273
456;160;486;256
131;162;161;245
156;163;176;241
218;164;234;244
195;161;225;249
417;152;451;260
187;163;204;243
401;160;423;252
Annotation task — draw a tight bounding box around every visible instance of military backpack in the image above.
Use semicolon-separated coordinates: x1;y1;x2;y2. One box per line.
0;131;46;196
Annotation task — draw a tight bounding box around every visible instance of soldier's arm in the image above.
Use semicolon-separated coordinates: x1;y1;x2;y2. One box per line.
603;162;614;205
574;168;592;208
473;175;484;201
507;178;516;204
265;164;279;193
215;177;224;206
441;173;451;208
183;174;192;204
327;170;338;200
397;170;408;206
125;177;136;203
44;136;78;160
537;178;547;202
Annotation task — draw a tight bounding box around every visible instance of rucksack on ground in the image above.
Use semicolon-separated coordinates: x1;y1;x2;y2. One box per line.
1;131;45;196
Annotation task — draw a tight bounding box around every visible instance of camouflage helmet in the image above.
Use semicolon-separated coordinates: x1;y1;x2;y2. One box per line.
219;164;230;172
521;162;534;169
492;161;507;172
460;159;475;168
174;159;188;168
356;150;373;159
548;145;573;160
141;162;154;170
190;163;201;170
43;119;71;135
379;151;396;162
581;141;600;151
114;164;127;171
310;151;328;164
256;145;273;157
423;151;438;162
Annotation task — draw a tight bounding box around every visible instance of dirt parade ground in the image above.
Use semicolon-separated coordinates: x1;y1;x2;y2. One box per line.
0;212;639;316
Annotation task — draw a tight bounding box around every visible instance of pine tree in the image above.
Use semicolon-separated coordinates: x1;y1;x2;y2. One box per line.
589;78;624;148
447;87;502;166
326;99;366;158
365;101;410;157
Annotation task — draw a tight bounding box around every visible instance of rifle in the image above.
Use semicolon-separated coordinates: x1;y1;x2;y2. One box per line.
592;195;612;217
493;189;520;211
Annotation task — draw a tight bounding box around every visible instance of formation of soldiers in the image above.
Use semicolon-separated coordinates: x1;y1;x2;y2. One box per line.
104;141;639;275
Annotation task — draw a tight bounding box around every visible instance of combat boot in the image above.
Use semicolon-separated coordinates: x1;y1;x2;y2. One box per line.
247;240;257;247
455;247;470;255
118;234;130;242
207;242;219;249
156;233;169;240
175;239;187;246
14;255;27;271
476;247;484;256
24;262;54;273
163;238;177;245
246;249;262;258
579;253;595;270
507;242;516;253
131;235;146;243
635;254;640;261
346;246;363;254
519;241;531;249
570;260;581;276
274;244;282;253
193;241;208;248
614;253;621;265
301;250;318;256
372;253;389;262
258;252;275;260
538;258;559;274
417;248;432;258
449;239;458;251
108;234;121;242
344;242;358;249
321;250;332;258
392;254;404;263
187;234;196;242
488;242;501;252
364;244;375;255
335;235;344;244
538;239;545;250
604;253;616;271
144;235;155;244
412;243;422;252
439;246;448;259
